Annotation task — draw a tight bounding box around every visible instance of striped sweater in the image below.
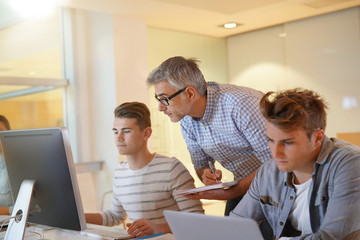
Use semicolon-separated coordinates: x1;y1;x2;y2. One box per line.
99;154;204;226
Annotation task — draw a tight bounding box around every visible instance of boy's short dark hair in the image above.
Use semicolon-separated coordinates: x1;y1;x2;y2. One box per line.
259;88;327;138
114;102;151;130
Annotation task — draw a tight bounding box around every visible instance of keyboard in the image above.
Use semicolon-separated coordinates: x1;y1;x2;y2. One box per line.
0;215;10;228
80;224;132;239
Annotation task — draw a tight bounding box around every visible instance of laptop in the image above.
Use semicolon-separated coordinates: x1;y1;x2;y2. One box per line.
164;210;263;240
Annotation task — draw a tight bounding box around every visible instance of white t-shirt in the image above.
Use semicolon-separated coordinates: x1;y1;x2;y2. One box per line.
279;178;313;240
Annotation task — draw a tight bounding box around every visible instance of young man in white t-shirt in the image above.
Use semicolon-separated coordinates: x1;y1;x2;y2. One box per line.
230;89;360;239
85;102;203;238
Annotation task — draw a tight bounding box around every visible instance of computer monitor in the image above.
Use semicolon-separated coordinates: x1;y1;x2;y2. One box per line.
0;128;86;236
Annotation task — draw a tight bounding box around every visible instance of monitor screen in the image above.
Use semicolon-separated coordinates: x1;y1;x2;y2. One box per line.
0;128;86;231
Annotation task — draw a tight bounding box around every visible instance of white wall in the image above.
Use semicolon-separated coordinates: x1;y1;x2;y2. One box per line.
147;28;228;82
62;9;149;208
227;7;360;137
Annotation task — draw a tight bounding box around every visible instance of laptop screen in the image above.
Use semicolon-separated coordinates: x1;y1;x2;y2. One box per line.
164;210;263;240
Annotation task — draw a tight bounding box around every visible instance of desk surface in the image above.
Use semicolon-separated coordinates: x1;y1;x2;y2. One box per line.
0;224;126;240
0;225;175;240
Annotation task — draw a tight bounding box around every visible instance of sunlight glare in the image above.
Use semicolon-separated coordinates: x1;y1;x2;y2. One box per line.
9;0;60;18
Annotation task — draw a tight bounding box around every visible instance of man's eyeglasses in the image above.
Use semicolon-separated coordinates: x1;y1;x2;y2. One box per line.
155;87;187;106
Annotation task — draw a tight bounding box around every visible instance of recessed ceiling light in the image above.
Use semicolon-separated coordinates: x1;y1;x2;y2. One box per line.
223;22;238;29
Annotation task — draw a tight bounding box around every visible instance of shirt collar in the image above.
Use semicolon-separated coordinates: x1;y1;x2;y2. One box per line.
315;135;331;165
285;172;295;188
195;82;218;125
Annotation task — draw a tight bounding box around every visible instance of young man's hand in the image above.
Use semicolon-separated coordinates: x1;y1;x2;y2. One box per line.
126;218;170;238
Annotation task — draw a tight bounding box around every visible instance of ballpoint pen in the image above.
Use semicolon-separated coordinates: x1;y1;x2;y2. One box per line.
208;160;219;183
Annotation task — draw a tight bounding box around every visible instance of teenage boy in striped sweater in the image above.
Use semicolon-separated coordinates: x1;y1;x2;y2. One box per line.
85;102;203;238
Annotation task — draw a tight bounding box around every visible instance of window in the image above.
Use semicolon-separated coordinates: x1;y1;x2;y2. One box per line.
0;6;65;130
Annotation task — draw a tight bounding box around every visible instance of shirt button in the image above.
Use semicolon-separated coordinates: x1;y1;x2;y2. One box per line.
280;222;284;226
321;196;326;201
290;196;294;200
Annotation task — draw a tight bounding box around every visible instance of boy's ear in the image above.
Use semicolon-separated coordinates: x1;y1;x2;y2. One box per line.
143;127;152;140
313;129;325;147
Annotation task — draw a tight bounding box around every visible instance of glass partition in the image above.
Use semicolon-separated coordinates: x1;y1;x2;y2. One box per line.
0;5;64;130
0;87;64;129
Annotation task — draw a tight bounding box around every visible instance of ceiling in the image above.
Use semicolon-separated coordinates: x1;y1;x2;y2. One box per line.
0;0;359;100
60;0;360;38
0;0;359;38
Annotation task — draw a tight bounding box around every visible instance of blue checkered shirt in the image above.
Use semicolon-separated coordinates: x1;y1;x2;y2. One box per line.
180;82;272;179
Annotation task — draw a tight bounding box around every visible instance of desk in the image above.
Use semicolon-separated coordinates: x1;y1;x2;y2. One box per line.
0;224;126;240
0;225;175;240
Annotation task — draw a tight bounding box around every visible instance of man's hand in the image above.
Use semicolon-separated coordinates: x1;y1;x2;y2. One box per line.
127;218;156;238
126;218;170;238
202;168;222;185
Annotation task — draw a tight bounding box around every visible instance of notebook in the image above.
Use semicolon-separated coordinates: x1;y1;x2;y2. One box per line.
173;179;239;195
164;210;263;240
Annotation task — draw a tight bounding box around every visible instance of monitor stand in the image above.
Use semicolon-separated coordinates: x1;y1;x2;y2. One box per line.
5;180;35;240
